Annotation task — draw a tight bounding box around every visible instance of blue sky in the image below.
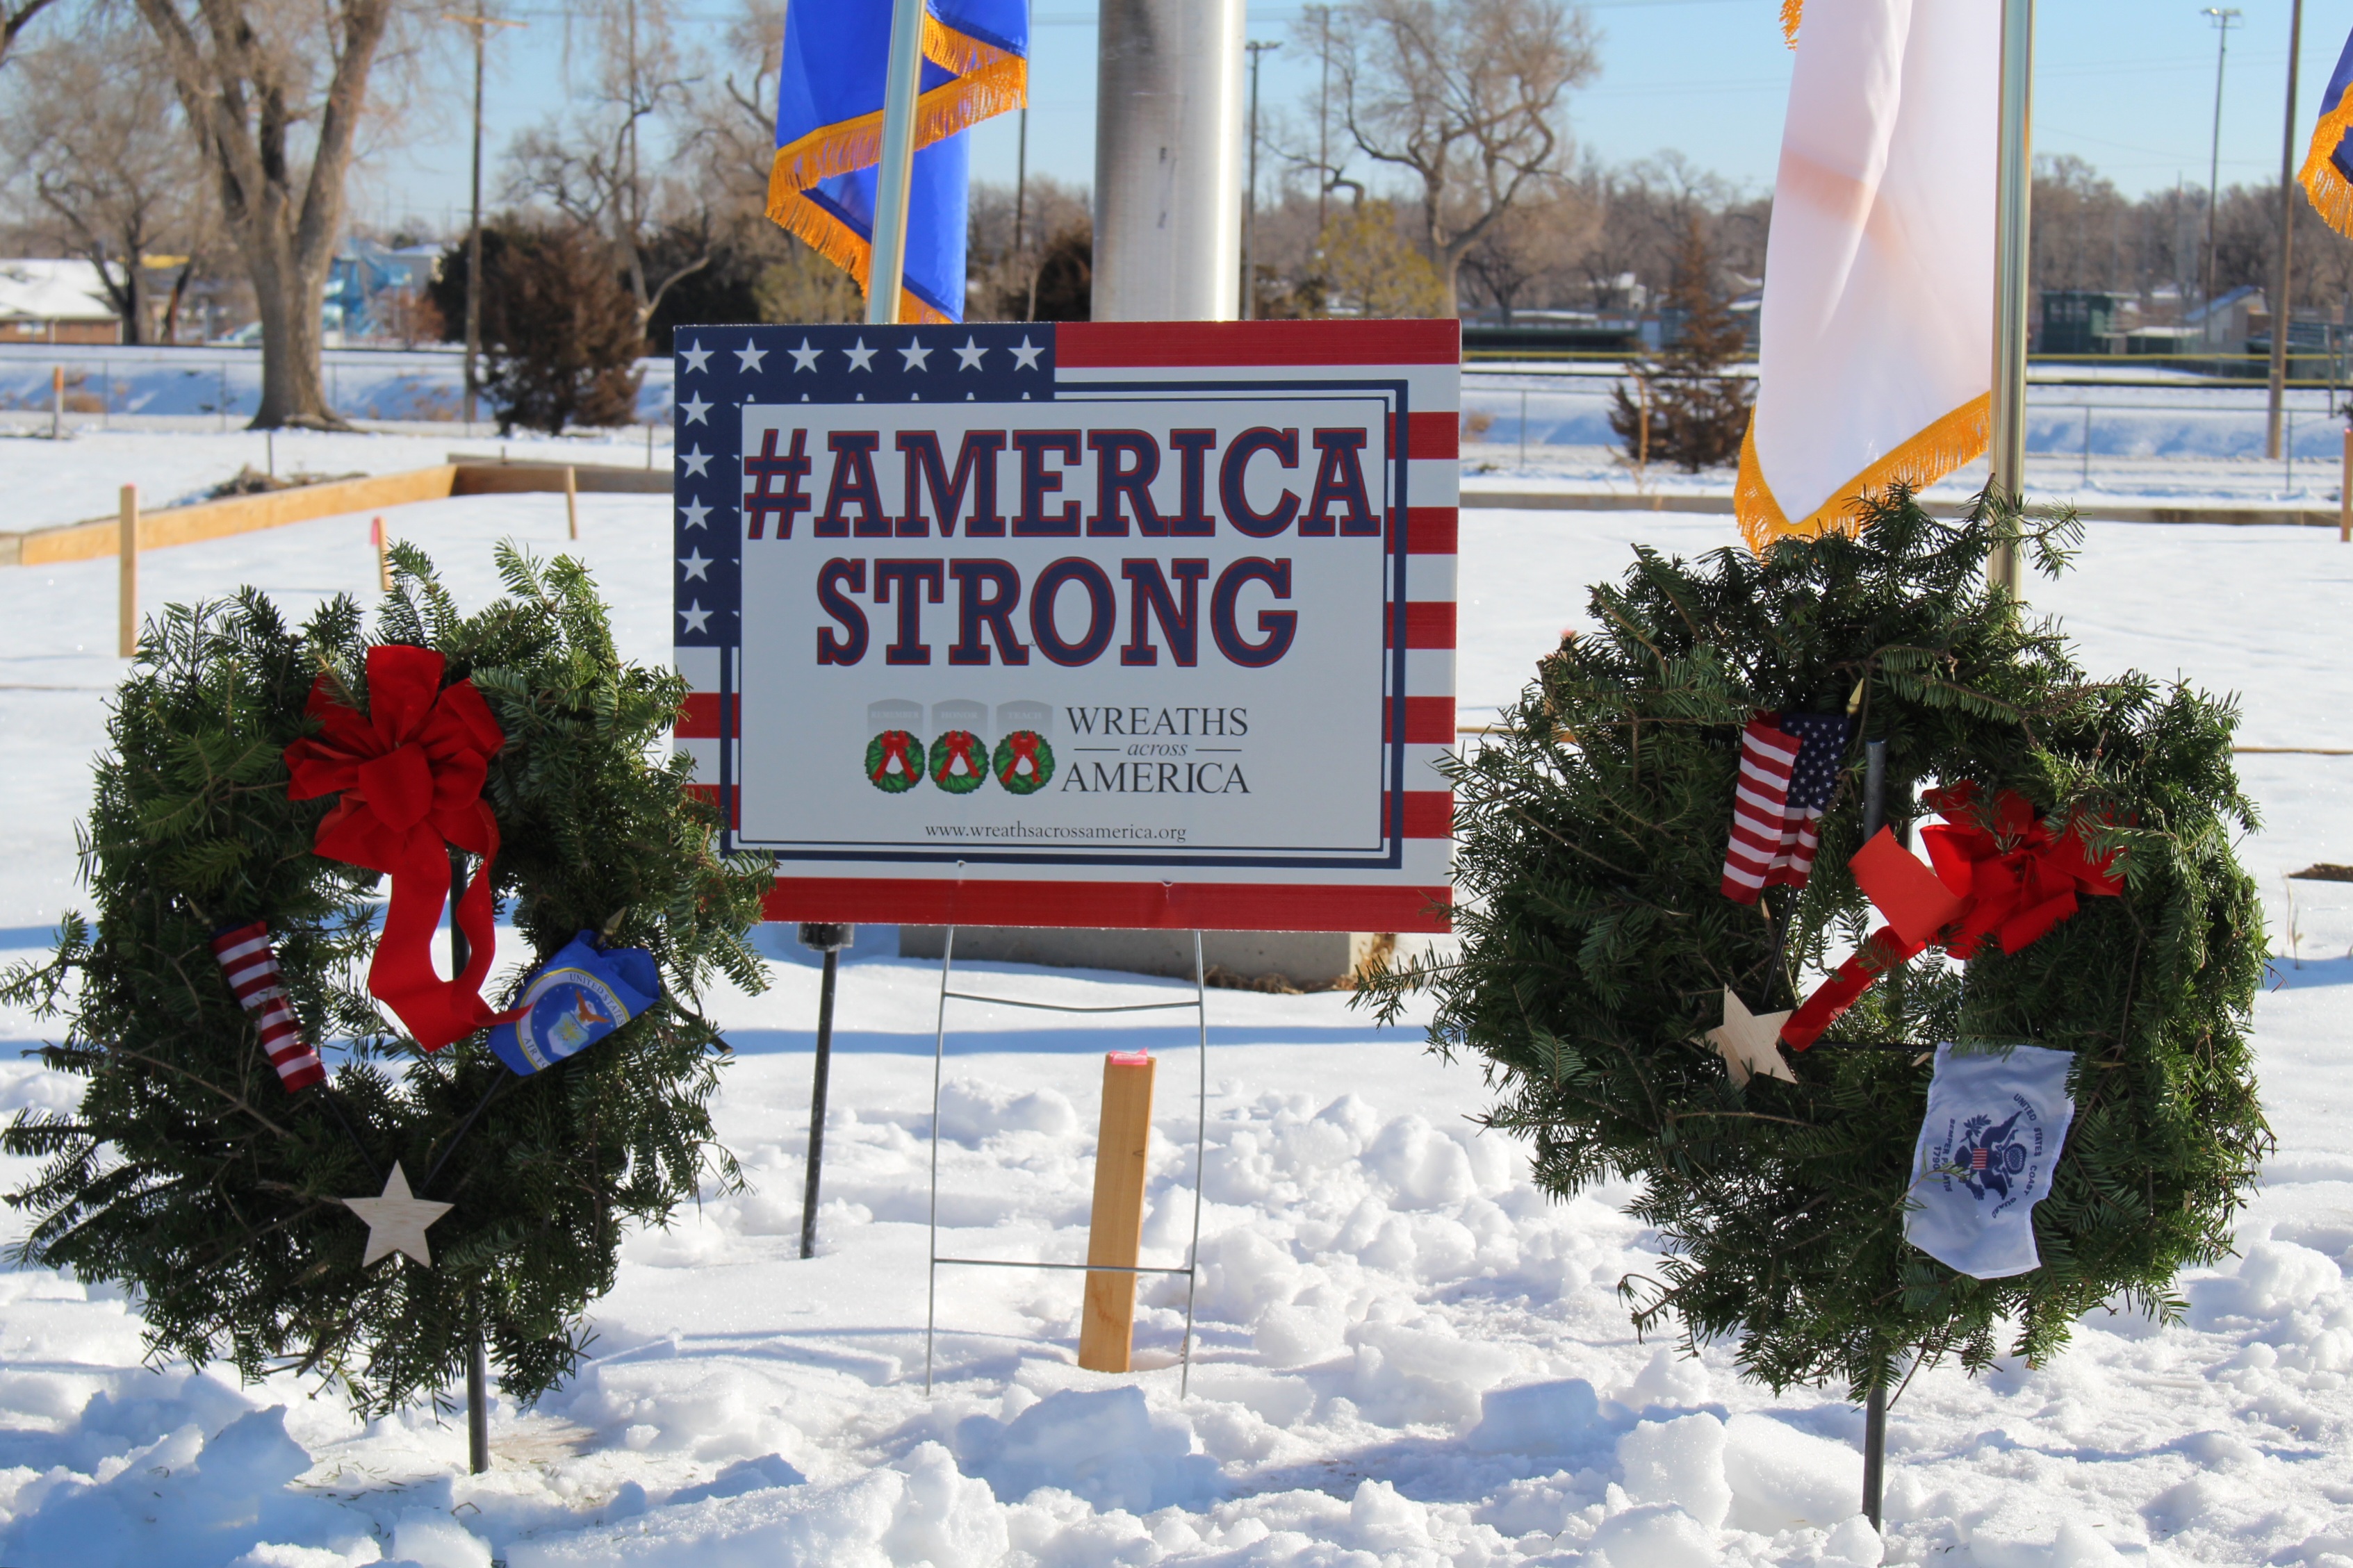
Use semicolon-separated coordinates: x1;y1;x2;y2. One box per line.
362;1;2344;236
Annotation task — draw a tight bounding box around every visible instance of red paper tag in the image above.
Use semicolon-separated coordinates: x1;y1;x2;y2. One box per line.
1849;829;1967;948
1106;1050;1153;1067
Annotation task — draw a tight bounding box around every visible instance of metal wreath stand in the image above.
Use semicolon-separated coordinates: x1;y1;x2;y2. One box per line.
921;926;1211;1396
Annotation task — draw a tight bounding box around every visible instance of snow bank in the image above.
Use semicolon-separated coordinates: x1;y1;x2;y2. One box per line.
955;1387;1219;1512
0;1407;386;1568
507;1443;999;1568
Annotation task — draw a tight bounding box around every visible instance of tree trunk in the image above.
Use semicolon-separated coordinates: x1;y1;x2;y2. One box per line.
130;0;391;431
122;254;150;346
249;236;334;428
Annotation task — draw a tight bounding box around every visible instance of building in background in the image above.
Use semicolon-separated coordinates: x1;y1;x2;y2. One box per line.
0;260;121;345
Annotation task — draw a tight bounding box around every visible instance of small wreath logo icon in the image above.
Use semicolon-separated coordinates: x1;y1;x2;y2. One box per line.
993;730;1055;795
929;729;989;794
866;729;924;793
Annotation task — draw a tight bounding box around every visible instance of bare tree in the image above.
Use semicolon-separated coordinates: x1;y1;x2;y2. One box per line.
1457;174;1596;319
1;22;208;343
1300;0;1597;313
129;0;402;425
0;0;60;72
507;0;709;336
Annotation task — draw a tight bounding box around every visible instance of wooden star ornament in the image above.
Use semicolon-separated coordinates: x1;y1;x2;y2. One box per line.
342;1161;454;1267
1705;987;1798;1088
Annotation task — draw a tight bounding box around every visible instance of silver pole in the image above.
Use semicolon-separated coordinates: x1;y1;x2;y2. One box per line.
867;0;926;326
923;924;955;1393
2268;0;2306;461
1987;0;2037;595
1182;930;1208;1398
1094;0;1247;320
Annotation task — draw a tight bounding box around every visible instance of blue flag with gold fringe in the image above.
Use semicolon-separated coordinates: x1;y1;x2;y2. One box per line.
2302;26;2353;236
769;1;1027;324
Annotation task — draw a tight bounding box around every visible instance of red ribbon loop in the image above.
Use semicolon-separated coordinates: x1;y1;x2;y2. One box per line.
284;645;516;1053
1001;729;1043;785
1781;784;2122;1050
871;729;918;784
937;729;983;782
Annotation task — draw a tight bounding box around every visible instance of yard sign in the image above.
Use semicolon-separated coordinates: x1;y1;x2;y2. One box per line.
672;320;1459;932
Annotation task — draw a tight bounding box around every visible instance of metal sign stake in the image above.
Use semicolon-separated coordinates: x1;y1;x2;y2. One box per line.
923;927;1211;1396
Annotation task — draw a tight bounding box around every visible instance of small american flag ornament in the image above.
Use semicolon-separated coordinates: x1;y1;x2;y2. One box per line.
210;921;328;1091
1721;711;1851;903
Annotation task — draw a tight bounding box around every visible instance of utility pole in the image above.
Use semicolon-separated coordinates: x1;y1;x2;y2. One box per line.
2202;7;2243;308
444;13;524;431
1316;6;1331;241
1243;41;1277;320
2268;0;2305;461
1013;106;1029;261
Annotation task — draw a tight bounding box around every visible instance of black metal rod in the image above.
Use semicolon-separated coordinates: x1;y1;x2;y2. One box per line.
801;946;839;1261
1862;1375;1887;1527
448;847;469;977
467;1309;489;1475
1862;738;1889;841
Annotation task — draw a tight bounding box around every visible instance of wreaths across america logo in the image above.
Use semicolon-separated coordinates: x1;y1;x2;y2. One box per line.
860;698;1254;796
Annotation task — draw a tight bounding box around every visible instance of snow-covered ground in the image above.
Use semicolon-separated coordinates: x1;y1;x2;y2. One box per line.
1459;374;2353;509
0;454;2350;1567
0;343;675;430
3;361;2349;531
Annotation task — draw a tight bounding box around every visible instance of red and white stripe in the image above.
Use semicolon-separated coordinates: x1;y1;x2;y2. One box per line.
680;319;1459;934
1722;714;1814;902
210;921;327;1091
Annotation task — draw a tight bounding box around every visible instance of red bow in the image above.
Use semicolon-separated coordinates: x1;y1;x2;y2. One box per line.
284;645;516;1053
935;729;984;784
871;729;919;786
1781;784;2122;1050
997;729;1044;787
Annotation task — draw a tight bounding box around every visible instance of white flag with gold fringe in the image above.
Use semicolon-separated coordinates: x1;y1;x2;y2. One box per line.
1736;0;1997;552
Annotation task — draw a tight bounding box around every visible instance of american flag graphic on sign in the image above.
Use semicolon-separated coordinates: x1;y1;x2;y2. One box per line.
671;319;1459;933
210;921;327;1092
1721;711;1851;903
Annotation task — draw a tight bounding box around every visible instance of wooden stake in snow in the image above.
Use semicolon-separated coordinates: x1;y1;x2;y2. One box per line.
564;464;579;540
50;365;62;440
371;515;392;592
1079;1050;1155;1373
117;486;138;658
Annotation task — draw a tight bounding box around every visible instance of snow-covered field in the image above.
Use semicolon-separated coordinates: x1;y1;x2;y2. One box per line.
0;449;2349;1567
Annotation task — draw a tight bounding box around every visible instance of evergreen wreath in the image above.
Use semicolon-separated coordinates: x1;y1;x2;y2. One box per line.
0;544;772;1414
1363;495;2269;1397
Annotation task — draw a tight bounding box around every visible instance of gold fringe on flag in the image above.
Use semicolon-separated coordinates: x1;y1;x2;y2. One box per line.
1733;393;1990;554
766;186;954;327
1781;0;1802;48
921;10;1019;76
2299;82;2353;239
769;53;1028;197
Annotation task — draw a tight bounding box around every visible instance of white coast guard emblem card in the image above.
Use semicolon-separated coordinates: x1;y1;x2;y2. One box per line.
671;321;1459;932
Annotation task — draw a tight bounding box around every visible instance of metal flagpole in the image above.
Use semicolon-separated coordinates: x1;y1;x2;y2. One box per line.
866;0;926;327
2268;0;2306;463
1987;0;2036;596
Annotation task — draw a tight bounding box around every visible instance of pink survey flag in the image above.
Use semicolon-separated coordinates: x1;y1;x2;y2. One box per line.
1736;0;1998;552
